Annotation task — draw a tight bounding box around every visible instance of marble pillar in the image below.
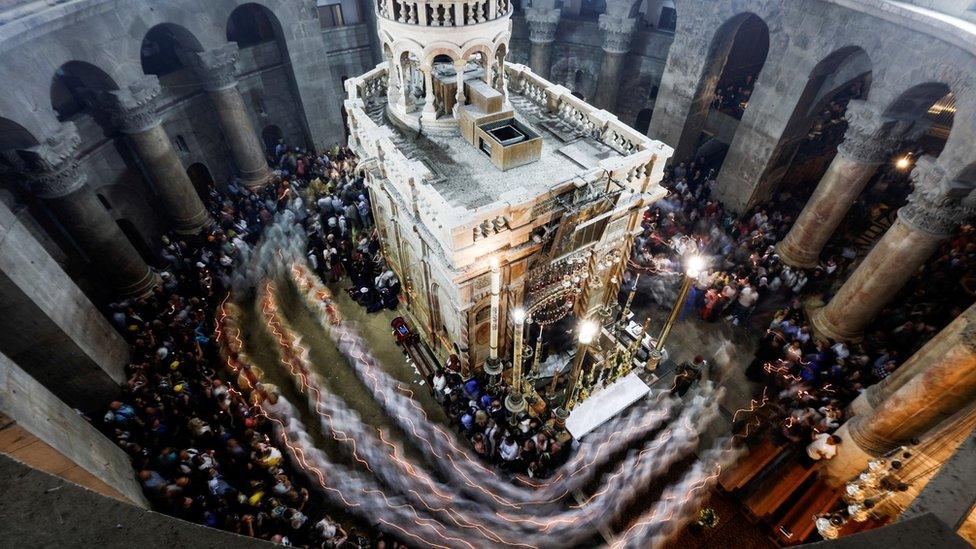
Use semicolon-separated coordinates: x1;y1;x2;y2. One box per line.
421;66;437;120
525;7;560;79
453;60;467;116
104;76;212;235
593;13;636;111
825;305;976;485
813;162;974;341
188;44;273;189
777;101;901;268
26;124;158;297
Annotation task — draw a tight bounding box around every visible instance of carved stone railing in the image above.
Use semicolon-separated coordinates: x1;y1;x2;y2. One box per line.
346;62;672;268
344;64;388;103
376;0;511;26
505;62;672;195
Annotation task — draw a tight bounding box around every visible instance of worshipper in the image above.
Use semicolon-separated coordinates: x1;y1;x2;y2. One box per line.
672;356;705;397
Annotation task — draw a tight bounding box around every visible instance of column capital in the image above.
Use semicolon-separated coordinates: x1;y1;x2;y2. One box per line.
598;14;637;54
524;7;561;44
837;99;906;164
101;75;162;134
23;123;86;199
898;156;976;237
184;43;240;91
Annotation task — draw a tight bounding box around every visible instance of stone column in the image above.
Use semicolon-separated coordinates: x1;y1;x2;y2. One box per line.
25;124;158;297
777;101;902;268
453;59;467;116
103;76;212;235
593;12;636;111
187;44;273;189
524;6;560;79
421;66;437;121
824;305;976;485
812;159;974;341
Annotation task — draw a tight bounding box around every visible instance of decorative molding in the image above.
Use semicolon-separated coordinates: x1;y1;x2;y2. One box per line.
524;7;561;44
102;75;162;134
23;123;86;199
185;43;240;91
598;14;637;54
898;158;976;238
836;99;905;164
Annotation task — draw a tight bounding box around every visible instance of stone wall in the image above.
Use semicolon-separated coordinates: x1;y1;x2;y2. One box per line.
0;351;147;506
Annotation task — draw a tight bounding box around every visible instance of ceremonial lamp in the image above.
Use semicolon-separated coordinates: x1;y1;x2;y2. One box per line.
648;255;705;370
504;307;528;420
484;256;503;385
559;319;599;413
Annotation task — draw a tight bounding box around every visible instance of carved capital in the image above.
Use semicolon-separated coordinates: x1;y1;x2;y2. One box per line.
525;8;561;44
598;14;637;53
898;157;975;238
185;43;240;91
102;75;162;134
836;100;905;164
23;123;86;199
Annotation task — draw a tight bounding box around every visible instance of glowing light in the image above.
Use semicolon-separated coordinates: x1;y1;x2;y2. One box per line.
578;319;599;345
685;255;705;278
512;307;526;324
895;156;911;170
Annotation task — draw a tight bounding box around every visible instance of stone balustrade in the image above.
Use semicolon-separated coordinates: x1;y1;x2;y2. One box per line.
346;63;671;266
344;64;388;102
376;0;511;26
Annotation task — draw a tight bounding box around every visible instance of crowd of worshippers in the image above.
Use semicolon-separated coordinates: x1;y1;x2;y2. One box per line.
711;73;757;118
430;371;570;479
632;155;976;463
274;143;401;314
97;145;380;547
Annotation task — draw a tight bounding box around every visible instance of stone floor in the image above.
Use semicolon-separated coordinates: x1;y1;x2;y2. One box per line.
241;274;776;547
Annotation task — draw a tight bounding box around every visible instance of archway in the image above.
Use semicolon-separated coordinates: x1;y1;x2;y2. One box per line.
140;23;204;80
634;107;653;134
186;163;214;201
227;3;278;47
756;46;872;206
673;12;770;165
50;61;119;124
261;125;283;157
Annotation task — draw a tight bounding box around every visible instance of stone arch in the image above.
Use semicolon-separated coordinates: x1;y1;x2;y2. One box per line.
883;82;954;158
422;43;463;69
186;162;214;201
140;23;205;78
0;117;39;152
668;11;770;163
50;61;119;126
635;107;653;134
226;3;279;48
261;125;283;156
755;45;873;197
0;117;39;177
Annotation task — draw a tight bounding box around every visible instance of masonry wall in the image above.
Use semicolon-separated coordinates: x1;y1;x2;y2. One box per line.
0;351;147;506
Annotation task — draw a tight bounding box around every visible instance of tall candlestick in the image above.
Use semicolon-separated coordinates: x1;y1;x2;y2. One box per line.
489;257;501;361
511;308;526;390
